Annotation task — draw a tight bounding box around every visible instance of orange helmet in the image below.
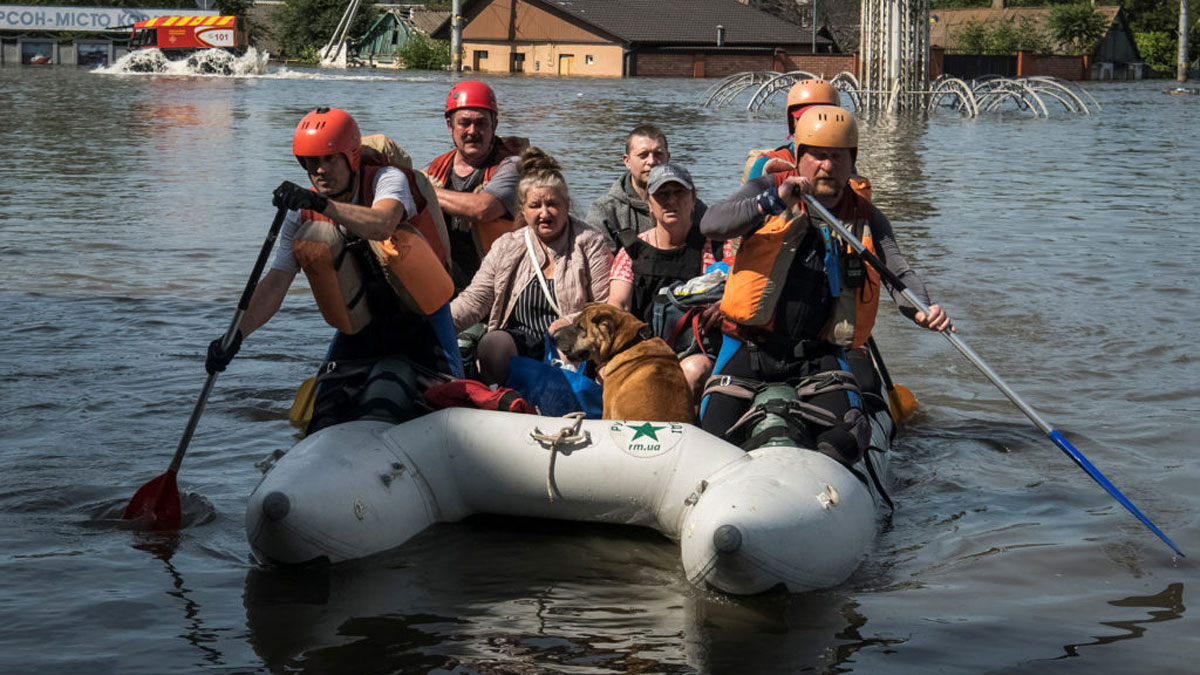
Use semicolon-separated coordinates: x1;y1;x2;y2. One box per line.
793;105;858;161
445;80;498;117
293;107;361;172
785;79;840;135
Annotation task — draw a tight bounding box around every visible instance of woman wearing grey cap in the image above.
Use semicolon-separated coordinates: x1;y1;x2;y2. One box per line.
608;162;730;403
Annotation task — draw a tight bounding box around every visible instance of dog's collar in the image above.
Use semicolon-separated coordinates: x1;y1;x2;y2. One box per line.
611;324;655;359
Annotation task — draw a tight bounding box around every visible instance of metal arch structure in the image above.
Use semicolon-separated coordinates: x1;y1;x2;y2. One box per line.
746;70;821;111
700;0;1100;121
1026;76;1101;113
704;70;865;113
973;78;1049;116
702;71;781;108
830;71;863;111
927;76;977;117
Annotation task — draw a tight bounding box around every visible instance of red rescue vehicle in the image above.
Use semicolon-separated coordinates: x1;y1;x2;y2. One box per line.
128;16;248;57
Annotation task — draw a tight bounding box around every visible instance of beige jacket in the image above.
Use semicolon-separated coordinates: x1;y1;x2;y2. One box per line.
450;217;613;332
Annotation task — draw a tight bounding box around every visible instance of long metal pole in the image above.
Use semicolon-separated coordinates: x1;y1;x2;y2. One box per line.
1179;0;1190;83
451;0;462;72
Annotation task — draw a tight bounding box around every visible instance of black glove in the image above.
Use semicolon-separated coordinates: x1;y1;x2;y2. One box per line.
273;181;328;213
205;330;243;375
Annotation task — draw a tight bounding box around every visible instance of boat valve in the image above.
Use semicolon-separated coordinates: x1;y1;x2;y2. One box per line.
262;491;290;521
713;524;742;553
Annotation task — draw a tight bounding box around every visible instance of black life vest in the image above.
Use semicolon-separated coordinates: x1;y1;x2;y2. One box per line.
617;226;708;322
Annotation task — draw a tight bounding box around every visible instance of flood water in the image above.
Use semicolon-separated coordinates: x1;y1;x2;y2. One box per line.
1;61;1197;674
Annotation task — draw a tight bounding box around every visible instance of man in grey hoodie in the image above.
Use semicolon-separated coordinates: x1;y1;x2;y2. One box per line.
585;124;707;253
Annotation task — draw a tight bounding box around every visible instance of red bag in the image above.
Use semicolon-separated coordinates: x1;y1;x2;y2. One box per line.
424;379;536;414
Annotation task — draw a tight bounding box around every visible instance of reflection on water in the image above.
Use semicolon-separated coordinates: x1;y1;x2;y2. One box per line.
242;517;892;673
1;66;1196;673
1060;583;1186;658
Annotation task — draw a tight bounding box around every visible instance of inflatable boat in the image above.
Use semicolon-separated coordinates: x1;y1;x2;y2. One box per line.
246;403;892;595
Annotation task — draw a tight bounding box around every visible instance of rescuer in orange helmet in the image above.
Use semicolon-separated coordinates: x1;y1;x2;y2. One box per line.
700;106;951;465
425;80;529;290
204;107;462;434
742;78;872;202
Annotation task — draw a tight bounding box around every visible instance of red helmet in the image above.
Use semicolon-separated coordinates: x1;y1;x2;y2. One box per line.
445;80;498;117
293;107;361;172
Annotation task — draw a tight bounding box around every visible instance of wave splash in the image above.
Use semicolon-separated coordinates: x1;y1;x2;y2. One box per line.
98;47;270;76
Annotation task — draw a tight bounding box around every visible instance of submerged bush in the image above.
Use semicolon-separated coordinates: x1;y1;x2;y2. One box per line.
398;34;450;70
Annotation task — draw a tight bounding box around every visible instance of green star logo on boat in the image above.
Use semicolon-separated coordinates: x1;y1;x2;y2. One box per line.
628;422;665;441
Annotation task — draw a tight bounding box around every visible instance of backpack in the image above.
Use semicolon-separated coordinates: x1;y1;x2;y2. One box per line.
650;267;727;358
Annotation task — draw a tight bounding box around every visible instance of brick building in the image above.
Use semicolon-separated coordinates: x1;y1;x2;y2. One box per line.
929;3;1143;81
431;0;854;78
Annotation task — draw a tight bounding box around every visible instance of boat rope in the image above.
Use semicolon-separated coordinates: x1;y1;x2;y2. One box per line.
530;412;590;502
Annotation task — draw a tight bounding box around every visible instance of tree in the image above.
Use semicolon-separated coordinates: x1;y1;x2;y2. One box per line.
397;33;450;70
273;0;379;58
1048;3;1111;55
1136;29;1178;73
1134;19;1200;75
956;16;1052;54
957;19;990;53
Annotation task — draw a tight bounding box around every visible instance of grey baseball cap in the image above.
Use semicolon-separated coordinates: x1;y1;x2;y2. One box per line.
647;163;695;194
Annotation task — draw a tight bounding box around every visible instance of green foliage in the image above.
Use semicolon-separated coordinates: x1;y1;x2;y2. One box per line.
957;19;990;53
298;45;320;66
1136;30;1177;74
1048;3;1111;55
956;16;1053;54
1135;24;1200;76
397;33;450;70
932;0;1078;6
274;0;380;58
1124;0;1200;35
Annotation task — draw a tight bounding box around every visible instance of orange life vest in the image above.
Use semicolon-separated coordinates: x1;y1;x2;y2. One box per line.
292;151;455;335
720;186;881;349
424;136;527;257
742;145;797;183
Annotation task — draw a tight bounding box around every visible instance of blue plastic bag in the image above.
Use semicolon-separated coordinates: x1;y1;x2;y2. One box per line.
505;333;603;418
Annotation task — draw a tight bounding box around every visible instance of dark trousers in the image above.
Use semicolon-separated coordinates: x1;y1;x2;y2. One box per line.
308;307;462;434
701;340;868;465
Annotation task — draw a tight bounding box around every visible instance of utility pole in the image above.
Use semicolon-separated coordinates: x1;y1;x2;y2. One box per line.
452;0;463;73
1178;0;1190;82
812;0;817;54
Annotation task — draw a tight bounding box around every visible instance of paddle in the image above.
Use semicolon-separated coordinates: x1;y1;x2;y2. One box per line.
802;194;1185;558
288;375;317;427
867;336;919;421
124;206;288;530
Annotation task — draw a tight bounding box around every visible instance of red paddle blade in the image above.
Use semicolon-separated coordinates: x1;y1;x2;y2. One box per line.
123;470;182;531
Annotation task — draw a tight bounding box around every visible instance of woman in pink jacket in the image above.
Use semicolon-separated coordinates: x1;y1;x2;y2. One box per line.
450;148;612;384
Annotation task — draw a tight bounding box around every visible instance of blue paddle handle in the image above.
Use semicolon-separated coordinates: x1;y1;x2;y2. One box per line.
802;195;1184;558
1047;430;1184;557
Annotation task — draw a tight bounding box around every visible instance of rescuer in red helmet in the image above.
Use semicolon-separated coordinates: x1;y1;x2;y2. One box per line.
204;107;462;434
425;80;529;290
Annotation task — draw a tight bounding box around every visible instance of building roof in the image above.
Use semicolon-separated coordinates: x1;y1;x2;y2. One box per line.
436;0;831;49
407;8;449;36
929;5;1122;54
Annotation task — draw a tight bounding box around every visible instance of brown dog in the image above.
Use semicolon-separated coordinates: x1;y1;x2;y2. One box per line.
554;303;694;422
